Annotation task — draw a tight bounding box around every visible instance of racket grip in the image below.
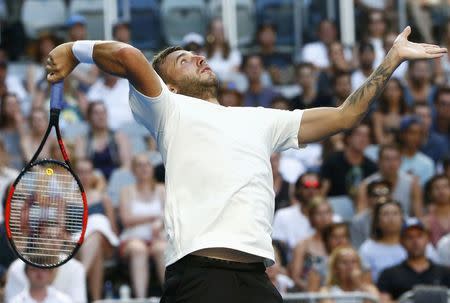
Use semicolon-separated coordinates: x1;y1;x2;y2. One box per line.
50;81;64;110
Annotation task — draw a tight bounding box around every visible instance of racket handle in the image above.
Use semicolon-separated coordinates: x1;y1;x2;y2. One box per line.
50;81;64;110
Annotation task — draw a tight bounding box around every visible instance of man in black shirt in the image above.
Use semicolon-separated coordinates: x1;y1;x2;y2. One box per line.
321;123;377;198
377;218;450;301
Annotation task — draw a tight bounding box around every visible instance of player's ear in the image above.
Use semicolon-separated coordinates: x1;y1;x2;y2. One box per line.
167;84;177;94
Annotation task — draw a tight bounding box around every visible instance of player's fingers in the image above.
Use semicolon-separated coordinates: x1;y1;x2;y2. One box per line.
426;47;447;54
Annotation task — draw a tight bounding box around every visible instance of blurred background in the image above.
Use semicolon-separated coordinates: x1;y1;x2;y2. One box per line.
1;0;450;302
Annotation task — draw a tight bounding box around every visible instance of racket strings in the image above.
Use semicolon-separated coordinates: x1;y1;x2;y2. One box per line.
9;162;84;266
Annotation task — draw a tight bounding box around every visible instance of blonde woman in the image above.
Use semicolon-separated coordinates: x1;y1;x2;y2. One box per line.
119;154;166;298
320;247;379;303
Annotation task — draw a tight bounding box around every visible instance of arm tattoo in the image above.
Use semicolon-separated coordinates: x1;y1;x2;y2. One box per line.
343;51;400;121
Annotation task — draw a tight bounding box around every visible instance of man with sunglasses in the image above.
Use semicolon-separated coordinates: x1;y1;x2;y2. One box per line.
351;180;392;248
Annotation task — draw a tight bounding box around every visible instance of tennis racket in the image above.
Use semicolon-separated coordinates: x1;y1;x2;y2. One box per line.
5;81;88;268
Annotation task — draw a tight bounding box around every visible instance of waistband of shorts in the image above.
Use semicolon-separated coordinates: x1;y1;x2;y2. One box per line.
167;254;266;272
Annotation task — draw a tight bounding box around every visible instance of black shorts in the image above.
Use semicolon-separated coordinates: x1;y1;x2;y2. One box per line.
160;255;283;303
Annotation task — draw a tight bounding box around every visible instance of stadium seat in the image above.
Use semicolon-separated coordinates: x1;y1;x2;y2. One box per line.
21;0;66;38
107;168;135;207
129;0;162;50
255;0;294;46
327;196;354;222
209;0;256;46
161;0;208;46
69;0;104;39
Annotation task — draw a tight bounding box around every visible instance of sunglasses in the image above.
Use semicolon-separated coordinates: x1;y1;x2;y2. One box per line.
301;180;320;189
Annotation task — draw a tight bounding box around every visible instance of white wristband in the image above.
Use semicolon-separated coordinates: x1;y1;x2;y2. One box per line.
72;41;96;64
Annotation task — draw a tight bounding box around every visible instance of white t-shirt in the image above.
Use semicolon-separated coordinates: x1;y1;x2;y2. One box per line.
10;287;72;303
5;259;86;303
129;79;304;266
272;204;313;250
205;49;242;82
86;78;134;130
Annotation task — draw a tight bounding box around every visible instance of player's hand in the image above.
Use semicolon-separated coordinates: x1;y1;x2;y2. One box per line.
390;26;447;62
46;42;79;83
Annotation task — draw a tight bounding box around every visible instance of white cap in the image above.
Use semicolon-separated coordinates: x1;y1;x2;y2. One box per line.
182;32;204;47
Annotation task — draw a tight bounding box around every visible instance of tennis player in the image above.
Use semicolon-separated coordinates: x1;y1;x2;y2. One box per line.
46;27;445;302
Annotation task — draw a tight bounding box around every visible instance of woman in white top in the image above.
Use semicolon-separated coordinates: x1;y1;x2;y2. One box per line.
320;246;379;303
203;18;242;82
76;158;119;301
119;154;166;298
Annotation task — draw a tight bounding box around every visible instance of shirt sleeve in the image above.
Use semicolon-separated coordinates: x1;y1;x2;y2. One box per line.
262;108;303;153
128;76;178;142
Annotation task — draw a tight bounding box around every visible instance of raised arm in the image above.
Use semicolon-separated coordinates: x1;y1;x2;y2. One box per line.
46;41;161;97
298;27;446;145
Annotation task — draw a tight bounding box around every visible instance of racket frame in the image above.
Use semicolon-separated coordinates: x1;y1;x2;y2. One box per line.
5;82;88;268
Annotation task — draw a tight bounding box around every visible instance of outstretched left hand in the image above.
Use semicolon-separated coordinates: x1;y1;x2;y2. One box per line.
391;26;447;62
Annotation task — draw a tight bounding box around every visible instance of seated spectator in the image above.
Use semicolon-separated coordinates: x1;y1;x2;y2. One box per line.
0;93;24;170
321;124;377;199
290;62;333;110
423;175;450;246
86;72;134;130
398;116;435;185
271;153;291;211
320;247;379;303
218;83;243;107
359;201;438;283
76;159;119;301
272;172;319;252
10;265;71;303
242;54;279;107
182;32;204;55
371;78;409;145
5;259;87;303
366;10;387;68
414;103;449;163
357;144;423;217
308;222;352;291
403;59;437;106
119;154;166;298
432;87;450;143
351;42;376;91
18;107;58;162
351;180;392;248
75;101;131;180
300;20;351;70
112;19;131;44
0;60;27;105
437;20;450;85
378;218;450;302
290;197;334;290
203;18;241;82
266;244;294;295
0;138;17;222
256;22;293;85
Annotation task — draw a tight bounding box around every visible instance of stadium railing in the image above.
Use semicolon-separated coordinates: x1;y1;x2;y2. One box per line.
94;291;379;303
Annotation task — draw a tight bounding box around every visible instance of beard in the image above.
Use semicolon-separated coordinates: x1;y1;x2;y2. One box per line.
176;74;219;100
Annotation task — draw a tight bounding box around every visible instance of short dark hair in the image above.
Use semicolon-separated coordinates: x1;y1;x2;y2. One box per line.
152;46;183;83
424;174;449;203
378;143;401;160
332;71;351;86
359;42;375;54
434;86;450;104
367;180;391;197
371;200;403;240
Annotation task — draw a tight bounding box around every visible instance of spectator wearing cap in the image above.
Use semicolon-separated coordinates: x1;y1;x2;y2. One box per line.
351;180;392;248
351;42;376;91
423;175;450;246
112;19;130;44
321;123;377;198
255;23;293;85
377;218;450;302
242;54;279;107
398;115;435;185
10;265;72;303
66;14;100;90
414;103;449;163
182;32;204;55
358;144;423;217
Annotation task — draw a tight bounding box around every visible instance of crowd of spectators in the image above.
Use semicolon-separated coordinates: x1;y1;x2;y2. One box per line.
1;1;450;302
